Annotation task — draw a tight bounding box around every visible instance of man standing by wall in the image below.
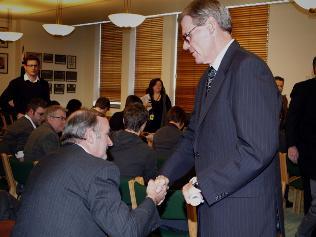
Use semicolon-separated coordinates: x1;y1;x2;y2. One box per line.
286;57;316;237
0;55;50;118
157;0;283;236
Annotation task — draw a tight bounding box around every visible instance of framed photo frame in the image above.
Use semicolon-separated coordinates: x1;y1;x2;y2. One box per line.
0;53;8;74
66;71;77;82
67;84;76;93
43;53;53;63
26;52;42;69
41;70;54;81
55;54;66;64
54;84;65;94
0;27;8;48
54;71;65;81
67;55;76;69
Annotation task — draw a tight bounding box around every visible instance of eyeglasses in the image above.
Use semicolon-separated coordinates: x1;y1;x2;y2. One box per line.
183;25;200;44
49;115;66;121
26;64;39;68
36;112;45;116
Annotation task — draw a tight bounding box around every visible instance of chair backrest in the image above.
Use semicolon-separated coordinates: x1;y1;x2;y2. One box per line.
161;190;187;220
1;153;17;198
119;177;132;206
279;152;288;196
10;158;34;186
128;177;145;209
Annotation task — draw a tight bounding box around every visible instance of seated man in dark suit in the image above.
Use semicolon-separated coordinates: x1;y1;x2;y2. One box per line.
12;109;166;237
153;106;186;160
109;103;157;182
23;105;66;162
0;98;47;159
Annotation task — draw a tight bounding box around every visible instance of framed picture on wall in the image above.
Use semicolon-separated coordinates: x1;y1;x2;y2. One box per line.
55;54;66;64
26;52;42;69
41;70;54;81
54;71;65;81
66;71;77;82
54;84;65;94
0;53;8;74
48;83;52;94
67;84;76;93
43;53;53;63
67;55;76;69
0;28;8;48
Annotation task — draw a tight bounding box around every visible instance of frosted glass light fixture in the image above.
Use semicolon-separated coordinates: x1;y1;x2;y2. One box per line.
0;9;23;42
109;0;145;27
42;0;75;36
294;0;316;13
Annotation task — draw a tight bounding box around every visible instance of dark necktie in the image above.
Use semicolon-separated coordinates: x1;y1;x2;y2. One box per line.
206;66;216;94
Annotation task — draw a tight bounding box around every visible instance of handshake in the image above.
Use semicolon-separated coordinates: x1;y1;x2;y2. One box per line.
146;176;204;207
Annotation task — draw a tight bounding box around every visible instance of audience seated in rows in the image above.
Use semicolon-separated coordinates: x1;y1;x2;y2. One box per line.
153;106;187;161
92;97;110;115
23;105;66;162
66;99;82;117
109;95;143;131
0;98;47;158
109;103;157;182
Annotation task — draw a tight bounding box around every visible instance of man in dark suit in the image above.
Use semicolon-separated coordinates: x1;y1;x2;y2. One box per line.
157;0;283;236
109;103;157;182
286;57;316;237
23;105;66;162
12;109;167;237
0;98;47;158
0;55;50;118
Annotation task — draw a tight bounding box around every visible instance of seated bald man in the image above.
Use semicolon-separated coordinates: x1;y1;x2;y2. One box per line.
12;109;167;237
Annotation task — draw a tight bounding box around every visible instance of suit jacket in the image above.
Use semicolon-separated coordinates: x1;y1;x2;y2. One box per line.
286;78;316;179
109;130;157;182
23;122;60;162
161;41;283;236
12;144;160;237
0;116;34;154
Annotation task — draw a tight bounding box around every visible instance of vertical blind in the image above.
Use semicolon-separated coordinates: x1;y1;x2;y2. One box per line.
175;5;269;112
100;23;123;102
134;17;164;96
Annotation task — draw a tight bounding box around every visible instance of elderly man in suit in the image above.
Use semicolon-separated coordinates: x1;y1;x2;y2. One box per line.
156;0;283;236
12;109;167;237
23;105;66;162
0;98;47;158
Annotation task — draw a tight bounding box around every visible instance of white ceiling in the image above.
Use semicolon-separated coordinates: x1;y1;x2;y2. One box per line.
0;0;290;25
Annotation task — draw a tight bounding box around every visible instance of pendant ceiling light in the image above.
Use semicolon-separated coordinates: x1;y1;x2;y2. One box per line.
293;0;316;13
109;0;145;28
0;9;23;42
42;0;75;36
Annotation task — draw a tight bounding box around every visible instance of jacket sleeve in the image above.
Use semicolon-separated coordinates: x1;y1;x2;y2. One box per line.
285;83;305;147
198;57;281;205
0;81;15;111
88;164;160;237
143;150;158;182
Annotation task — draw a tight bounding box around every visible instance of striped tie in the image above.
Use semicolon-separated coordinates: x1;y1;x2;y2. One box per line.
206;66;216;94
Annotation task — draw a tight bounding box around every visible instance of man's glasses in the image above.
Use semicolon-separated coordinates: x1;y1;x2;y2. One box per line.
36;112;45;116
26;64;39;68
49;115;66;121
182;25;200;44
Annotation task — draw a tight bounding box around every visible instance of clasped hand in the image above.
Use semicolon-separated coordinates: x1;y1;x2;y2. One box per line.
146;175;169;205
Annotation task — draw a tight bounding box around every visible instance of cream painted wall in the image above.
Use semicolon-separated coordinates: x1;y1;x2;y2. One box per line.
0;19;99;109
268;3;316;99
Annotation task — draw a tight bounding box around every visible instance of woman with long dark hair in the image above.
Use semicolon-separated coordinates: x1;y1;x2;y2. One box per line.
141;78;171;133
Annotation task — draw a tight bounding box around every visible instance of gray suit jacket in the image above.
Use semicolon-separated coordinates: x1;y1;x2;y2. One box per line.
161;41;284;236
0;116;34;154
12;144;160;237
23;122;59;162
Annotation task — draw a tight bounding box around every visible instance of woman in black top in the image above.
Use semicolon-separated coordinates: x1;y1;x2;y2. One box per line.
141;78;171;133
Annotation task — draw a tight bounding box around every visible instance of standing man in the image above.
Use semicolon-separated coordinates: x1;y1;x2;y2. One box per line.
158;0;282;236
12;109;166;237
0;55;50;118
286;57;316;237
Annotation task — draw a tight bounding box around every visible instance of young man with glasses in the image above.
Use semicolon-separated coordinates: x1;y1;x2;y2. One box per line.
158;0;283;236
0;55;50;118
23;105;66;162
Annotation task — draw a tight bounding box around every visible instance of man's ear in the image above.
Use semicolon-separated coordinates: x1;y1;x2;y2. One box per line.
206;16;216;34
85;128;95;144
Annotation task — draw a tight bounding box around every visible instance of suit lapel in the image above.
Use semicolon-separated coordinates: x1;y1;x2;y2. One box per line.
196;41;240;133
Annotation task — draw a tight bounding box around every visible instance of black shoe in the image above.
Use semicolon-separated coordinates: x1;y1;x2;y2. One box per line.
286;200;293;208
